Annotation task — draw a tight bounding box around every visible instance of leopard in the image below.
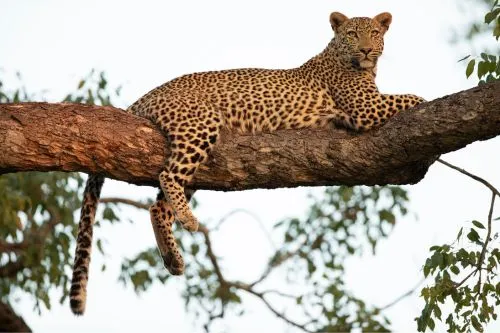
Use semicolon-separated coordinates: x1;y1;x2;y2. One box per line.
69;11;426;315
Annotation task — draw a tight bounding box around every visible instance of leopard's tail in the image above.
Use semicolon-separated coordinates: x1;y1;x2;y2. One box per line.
69;174;105;315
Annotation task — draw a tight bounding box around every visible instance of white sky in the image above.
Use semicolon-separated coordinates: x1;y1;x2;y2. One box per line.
1;0;499;332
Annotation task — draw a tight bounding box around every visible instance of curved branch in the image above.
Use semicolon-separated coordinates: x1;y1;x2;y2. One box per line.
0;82;499;191
0;240;27;253
437;159;500;198
379;278;425;311
100;197;150;210
234;285;313;333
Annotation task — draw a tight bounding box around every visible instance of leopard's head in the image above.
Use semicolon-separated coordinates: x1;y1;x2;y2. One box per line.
330;12;392;70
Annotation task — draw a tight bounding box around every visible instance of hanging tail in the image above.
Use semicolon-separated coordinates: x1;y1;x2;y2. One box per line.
69;174;105;315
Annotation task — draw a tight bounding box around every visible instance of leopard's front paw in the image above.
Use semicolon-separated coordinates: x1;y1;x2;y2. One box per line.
176;211;199;232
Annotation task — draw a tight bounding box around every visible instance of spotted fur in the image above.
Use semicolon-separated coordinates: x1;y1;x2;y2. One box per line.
69;174;104;315
70;11;425;315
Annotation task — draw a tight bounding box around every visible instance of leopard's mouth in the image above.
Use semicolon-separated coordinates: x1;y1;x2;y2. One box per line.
351;56;377;69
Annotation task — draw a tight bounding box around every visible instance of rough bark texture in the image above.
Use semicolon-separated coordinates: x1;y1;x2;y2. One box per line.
0;300;32;333
0;81;499;191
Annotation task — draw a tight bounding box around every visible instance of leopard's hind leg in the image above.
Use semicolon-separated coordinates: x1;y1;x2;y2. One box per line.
155;97;221;232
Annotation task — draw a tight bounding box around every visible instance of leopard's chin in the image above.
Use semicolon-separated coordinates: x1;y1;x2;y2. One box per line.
351;57;376;70
359;59;376;69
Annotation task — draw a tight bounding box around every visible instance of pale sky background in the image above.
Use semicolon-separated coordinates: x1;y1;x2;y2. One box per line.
1;0;500;332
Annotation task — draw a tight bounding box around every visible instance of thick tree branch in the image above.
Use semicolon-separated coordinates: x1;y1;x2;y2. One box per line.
0;82;499;190
0;300;31;333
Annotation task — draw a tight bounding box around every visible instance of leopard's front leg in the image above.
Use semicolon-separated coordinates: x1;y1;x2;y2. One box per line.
349;93;426;131
150;197;184;275
156;96;222;233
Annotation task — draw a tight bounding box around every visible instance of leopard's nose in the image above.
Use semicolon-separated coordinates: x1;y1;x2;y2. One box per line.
360;47;373;55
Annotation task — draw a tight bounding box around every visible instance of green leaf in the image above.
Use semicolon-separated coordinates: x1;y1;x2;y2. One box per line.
450;265;460;275
424;264;431;278
102;207;118;222
485;7;500;24
431;253;444;268
434;304;442;320
467;228;481;243
472;220;485;229
190;243;199;256
484;283;495;293
456;227;463;241
478;61;489;79
40;292;51;310
428;317;435;330
471;315;483;332
466;59;475;78
96;239;104;255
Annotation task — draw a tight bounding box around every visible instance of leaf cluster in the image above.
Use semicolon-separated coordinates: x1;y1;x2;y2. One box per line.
416;220;500;332
463;1;500;84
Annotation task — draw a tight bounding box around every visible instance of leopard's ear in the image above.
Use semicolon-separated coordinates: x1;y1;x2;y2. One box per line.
373;12;392;33
330;12;349;32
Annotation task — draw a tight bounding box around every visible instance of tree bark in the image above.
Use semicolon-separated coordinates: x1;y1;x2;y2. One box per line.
0;300;31;333
0;81;499;191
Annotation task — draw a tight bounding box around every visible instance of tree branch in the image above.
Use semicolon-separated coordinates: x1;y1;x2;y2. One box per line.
0;82;499;191
379;278;425;311
100;197;150;210
0;239;27;253
0;300;31;333
437;159;500;198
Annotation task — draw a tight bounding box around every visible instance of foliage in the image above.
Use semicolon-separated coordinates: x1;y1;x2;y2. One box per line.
119;186;409;332
0;172;83;312
415;3;500;331
0;70;122;313
461;0;500;84
0;73;32;103
454;0;500;44
416;217;500;332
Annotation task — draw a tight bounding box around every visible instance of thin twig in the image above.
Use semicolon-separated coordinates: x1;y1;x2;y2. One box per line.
198;224;226;284
0;240;27;253
100;197;149;210
480;192;496;265
250;240;307;287
238;286;313;333
379;278;426;311
455;267;480;289
437;159;500;198
212;208;276;249
437;159;499;291
261;289;299;299
477;192;496;292
196;225;310;332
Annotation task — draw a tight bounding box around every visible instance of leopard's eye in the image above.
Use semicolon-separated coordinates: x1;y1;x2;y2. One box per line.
347;30;358;38
371;30;380;37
